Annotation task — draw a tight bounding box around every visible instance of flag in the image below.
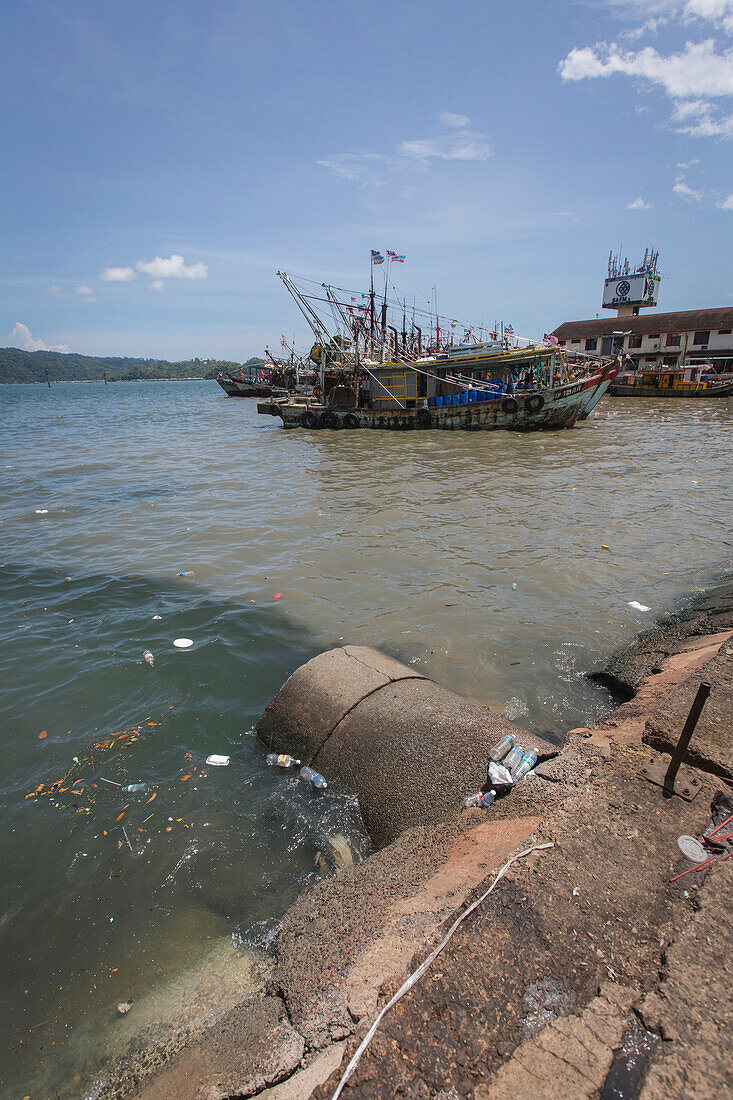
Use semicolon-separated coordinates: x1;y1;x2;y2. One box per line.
361;293;370;300
387;251;405;262
543;332;559;345
371;250;384;265
505;324;514;335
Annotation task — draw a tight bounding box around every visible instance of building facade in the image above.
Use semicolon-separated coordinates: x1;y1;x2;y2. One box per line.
551;307;733;374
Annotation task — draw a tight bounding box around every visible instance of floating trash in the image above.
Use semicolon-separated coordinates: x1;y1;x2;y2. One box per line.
173;638;193;649
152;614;162;620
143;649;154;666
206;754;230;767
628;601;651;612
35;509;49;515
177;571;194;577
274;592;283;599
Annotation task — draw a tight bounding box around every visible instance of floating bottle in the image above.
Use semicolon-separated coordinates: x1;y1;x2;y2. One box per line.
300;765;327;789
512;749;538;782
489;735;514;762
503;745;524;774
143;649;154;667
266;753;301;768
123;783;147;793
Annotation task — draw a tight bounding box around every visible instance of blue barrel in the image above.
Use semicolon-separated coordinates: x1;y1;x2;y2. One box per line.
451;394;461;405
435;395;444;407
468;390;477;403
460;392;469;404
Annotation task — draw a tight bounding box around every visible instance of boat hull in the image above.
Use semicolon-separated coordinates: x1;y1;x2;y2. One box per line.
276;364;619;431
608;382;733;398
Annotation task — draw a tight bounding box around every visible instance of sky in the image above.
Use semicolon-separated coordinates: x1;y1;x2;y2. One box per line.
1;0;732;361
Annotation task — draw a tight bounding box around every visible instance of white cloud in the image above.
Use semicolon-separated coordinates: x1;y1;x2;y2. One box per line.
136;254;208;280
674;176;704;198
672;96;733;133
149;279;166;291
607;0;733;31
76;284;98;302
47;285;65;297
317;152;390;186
627;196;652;207
560;40;733;97
319;113;491;185
101;265;136;282
438;111;471;128
398;128;492;163
685;0;733;32
10;322;70;353
719;191;733;205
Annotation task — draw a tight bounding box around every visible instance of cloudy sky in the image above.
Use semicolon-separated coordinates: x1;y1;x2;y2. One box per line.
2;0;732;360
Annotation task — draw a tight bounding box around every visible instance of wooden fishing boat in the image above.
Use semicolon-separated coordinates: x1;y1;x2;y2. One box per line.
262;270;619;431
609;363;733;398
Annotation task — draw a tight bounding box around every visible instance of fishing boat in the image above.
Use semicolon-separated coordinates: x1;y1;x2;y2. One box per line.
609;362;733;398
214;367;274;398
263;270;620;431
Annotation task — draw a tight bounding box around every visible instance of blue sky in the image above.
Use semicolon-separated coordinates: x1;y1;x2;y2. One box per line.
2;0;732;360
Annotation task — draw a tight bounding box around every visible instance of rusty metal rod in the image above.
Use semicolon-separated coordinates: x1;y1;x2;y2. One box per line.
663;681;711;798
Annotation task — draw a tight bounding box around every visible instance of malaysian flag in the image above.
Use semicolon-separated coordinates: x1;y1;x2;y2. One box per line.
371;250;384;265
543;332;559;345
386;250;405;262
504;324;514;335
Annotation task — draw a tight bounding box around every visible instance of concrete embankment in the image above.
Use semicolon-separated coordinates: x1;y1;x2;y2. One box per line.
108;580;732;1100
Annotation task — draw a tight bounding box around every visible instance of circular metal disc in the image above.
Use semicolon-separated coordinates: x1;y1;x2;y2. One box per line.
677;834;708;863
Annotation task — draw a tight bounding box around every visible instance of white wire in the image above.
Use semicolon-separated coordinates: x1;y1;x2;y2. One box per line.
330;840;555;1100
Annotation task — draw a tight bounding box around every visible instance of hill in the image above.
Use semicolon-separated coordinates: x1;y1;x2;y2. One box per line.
0;348;265;384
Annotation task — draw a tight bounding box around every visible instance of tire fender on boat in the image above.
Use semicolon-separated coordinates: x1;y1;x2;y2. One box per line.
319;410;338;429
526;394;545;413
301;410;319;429
502;397;519;415
344;413;359;428
415;408;432;428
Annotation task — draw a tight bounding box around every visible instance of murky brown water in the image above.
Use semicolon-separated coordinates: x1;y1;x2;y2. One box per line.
0;382;731;1096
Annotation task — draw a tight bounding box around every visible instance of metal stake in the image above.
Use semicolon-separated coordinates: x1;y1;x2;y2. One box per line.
663;681;711;798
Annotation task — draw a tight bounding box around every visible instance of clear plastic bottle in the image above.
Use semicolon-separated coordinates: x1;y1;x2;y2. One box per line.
512;749;538;781
300;765;328;789
489;734;514;762
124;783;147;793
266;753;301;768
503;745;524;774
463;790;495;808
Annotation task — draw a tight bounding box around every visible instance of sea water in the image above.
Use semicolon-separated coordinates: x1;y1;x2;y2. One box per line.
0;381;731;1096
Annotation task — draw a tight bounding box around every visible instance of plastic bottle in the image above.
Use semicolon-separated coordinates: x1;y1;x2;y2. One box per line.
300;765;328;789
463;790;495;808
489;734;514;762
266;753;301;768
124;783;147;793
143;649;154;667
512;749;538;782
503;745;524;774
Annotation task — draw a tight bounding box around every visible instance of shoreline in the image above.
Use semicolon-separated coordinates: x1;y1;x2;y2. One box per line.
94;575;733;1100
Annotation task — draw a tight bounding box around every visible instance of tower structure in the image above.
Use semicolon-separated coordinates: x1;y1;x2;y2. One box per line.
603;248;661;317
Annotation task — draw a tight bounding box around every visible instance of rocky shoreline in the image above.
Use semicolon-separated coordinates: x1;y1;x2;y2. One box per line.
97;575;733;1100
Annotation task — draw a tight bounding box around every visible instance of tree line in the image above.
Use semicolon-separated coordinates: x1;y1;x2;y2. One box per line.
0;347;265;385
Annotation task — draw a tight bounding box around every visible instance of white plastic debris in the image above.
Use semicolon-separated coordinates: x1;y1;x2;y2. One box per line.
628;601;651;612
487;762;513;788
117;1002;132;1015
677;835;708;863
35;509;49;514
143;649;154;666
173;638;194;648
206;754;230;767
152;614;162;620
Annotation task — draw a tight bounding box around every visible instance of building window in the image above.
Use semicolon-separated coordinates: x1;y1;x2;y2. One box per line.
570;339;580;345
630;335;642;349
585;337;597;351
718;328;732;335
648;333;660;339
644;356;657;362
693;330;710;344
666;333;681;346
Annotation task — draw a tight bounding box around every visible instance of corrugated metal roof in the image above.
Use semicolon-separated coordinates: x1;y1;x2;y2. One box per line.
552;306;733;340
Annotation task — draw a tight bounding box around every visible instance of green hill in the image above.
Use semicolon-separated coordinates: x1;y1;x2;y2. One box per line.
0;348;265;384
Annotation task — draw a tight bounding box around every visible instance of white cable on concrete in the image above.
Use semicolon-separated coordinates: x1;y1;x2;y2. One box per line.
330;839;555;1100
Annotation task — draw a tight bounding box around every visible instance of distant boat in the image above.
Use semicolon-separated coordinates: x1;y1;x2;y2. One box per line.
609;362;733;398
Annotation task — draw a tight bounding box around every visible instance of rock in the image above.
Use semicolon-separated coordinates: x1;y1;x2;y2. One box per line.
643;639;733;779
